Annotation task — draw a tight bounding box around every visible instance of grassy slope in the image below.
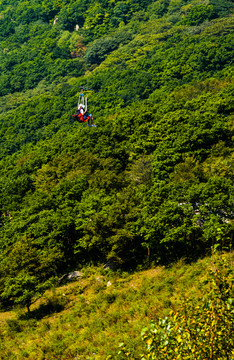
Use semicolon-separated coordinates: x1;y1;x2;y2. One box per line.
0;255;225;360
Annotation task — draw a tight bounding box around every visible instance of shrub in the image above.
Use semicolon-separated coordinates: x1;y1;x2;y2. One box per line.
118;253;234;359
181;5;215;26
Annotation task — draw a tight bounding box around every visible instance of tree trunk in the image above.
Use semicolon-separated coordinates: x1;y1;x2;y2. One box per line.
26;303;31;314
148;246;151;265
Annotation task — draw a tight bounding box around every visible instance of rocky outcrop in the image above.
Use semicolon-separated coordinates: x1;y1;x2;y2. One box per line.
58;271;83;284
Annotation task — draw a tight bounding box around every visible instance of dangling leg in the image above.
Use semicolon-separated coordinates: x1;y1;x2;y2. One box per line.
86;116;91;127
90;115;96;127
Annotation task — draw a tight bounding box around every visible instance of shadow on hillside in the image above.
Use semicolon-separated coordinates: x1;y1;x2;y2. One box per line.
19;296;67;320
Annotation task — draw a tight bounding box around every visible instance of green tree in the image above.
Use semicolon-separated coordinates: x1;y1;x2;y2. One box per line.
210;0;234;18
0;236;63;312
180;5;215;26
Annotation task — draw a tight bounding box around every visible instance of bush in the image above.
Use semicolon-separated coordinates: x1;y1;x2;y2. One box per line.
118;253;234;359
84;30;132;66
181;5;215;26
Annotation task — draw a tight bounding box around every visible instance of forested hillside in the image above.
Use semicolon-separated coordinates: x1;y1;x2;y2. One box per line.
0;0;233;315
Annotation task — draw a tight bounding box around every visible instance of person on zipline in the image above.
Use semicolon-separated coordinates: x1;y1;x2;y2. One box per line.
73;104;96;127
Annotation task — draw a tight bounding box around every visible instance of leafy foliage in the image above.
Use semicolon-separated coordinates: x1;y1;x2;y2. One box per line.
118;252;234;359
0;236;62;312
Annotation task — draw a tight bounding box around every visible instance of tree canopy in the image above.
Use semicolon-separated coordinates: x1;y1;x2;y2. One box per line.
0;0;233;310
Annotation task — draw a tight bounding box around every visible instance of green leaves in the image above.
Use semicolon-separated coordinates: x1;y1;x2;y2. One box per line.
0;236;62;312
180;5;215;26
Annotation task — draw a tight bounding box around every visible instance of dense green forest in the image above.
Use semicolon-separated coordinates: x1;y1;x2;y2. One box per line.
0;0;233;335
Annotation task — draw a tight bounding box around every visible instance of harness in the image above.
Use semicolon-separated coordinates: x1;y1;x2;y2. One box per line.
72;109;90;123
